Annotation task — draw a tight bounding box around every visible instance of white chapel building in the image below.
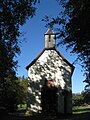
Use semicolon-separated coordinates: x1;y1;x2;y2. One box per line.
26;29;75;114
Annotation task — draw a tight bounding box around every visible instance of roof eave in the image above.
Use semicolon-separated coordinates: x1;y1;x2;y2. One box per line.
26;48;75;70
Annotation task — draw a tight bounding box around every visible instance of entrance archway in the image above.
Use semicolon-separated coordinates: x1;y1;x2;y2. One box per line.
41;80;58;113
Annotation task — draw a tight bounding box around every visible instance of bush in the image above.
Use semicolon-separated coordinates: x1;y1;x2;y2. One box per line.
72;93;84;106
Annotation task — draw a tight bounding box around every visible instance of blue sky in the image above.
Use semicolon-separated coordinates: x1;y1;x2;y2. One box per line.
17;0;85;93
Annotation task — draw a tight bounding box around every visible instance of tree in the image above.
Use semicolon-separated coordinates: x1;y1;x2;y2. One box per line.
44;0;90;89
72;93;84;106
82;90;90;104
0;74;22;112
72;91;90;106
18;76;28;105
0;0;39;110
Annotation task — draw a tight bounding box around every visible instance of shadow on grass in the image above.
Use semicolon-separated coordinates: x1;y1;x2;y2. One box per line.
72;112;90;120
1;108;90;120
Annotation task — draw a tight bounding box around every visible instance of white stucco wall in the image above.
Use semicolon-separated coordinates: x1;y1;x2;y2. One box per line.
27;50;73;113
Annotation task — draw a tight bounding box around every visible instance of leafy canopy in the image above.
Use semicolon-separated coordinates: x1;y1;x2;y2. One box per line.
0;0;39;109
44;0;90;89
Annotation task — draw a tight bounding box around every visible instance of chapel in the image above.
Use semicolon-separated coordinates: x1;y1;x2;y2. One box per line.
26;29;75;114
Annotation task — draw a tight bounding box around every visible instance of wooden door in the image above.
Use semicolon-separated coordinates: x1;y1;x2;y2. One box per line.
41;80;58;113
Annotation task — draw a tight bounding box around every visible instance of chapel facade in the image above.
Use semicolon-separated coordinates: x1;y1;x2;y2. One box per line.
26;29;75;114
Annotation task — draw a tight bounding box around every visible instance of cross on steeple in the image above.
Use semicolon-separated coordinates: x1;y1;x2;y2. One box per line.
47;16;53;30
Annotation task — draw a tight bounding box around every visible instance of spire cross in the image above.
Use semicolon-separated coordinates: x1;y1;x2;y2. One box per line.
48;16;53;29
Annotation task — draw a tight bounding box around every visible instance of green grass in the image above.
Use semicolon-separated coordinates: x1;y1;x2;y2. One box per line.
1;105;90;120
73;105;90;114
17;104;27;110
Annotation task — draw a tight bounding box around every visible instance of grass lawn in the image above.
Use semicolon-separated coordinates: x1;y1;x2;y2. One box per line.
1;105;90;120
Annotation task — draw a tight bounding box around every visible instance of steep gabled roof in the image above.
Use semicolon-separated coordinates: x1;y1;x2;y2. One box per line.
26;48;75;74
45;29;55;35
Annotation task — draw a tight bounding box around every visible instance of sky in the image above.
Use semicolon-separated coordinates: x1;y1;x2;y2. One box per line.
16;0;86;93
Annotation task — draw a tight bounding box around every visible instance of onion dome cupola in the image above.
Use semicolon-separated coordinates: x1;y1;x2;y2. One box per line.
44;29;56;49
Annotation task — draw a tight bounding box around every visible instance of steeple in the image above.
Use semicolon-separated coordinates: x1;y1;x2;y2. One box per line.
44;29;56;49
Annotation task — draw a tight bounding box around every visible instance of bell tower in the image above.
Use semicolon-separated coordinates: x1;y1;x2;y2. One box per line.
45;29;56;48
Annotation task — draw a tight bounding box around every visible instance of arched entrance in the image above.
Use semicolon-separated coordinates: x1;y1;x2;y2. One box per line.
41;79;58;113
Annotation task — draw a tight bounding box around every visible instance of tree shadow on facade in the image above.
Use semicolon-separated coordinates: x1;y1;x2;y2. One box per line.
27;50;74;113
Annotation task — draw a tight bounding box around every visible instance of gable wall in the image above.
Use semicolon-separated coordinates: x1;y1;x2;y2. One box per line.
28;50;72;88
27;50;72;113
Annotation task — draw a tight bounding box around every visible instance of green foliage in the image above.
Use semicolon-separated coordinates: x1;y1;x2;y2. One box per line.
72;93;84;106
18;76;28;104
83;79;90;91
72;91;90;106
17;104;27;110
0;0;39;76
73;105;90;114
82;90;90;105
0;0;39;111
0;75;28;112
0;75;21;112
20;76;28;92
45;0;90;89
